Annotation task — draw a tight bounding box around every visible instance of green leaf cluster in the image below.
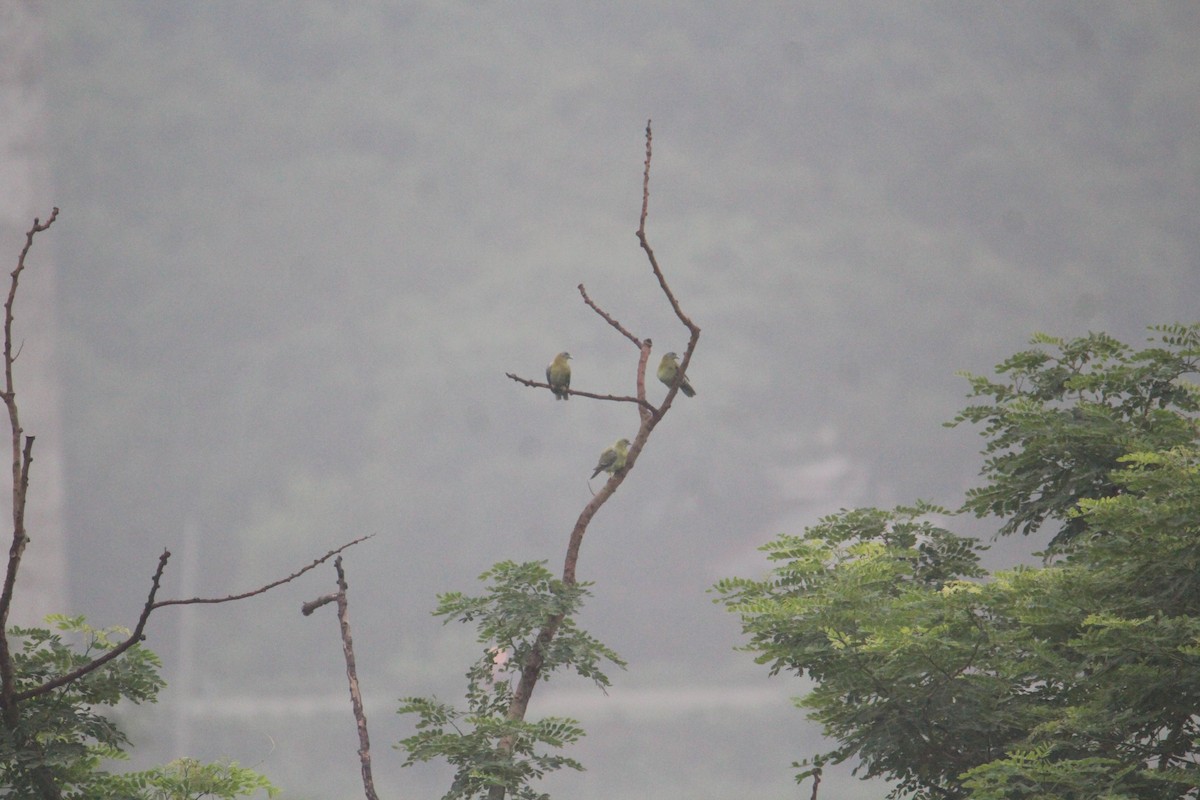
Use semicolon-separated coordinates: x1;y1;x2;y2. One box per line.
1;615;275;799
2;615;164;796
397;561;624;800
949;325;1200;549
718;326;1200;799
100;758;279;799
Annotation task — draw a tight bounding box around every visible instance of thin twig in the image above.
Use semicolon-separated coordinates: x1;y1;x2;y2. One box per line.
16;550;171;701
301;594;338;616
635;120;700;418
154;534;373;608
503;373;656;414
577;283;644;348
636;122;698;337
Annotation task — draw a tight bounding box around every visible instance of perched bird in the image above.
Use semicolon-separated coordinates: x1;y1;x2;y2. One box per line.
546;352;572;400
657;352;696;397
590;438;631;479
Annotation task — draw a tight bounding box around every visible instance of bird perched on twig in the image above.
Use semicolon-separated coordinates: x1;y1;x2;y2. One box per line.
590;438;630;479
657;352;695;397
546;352;572;400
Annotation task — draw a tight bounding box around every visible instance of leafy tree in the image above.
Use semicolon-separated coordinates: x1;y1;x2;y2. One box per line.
397;561;624;800
1;615;163;797
717;325;1200;799
952;327;1200;549
1;616;278;799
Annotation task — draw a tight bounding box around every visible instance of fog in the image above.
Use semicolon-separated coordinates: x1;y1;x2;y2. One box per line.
4;3;1199;798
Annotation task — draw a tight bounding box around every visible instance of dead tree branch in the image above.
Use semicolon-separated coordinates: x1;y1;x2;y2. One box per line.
503;372;656;413
153;534;373;608
1;208;58;724
16;535;370;702
304;559;380;800
330;557;379;800
491;121;701;799
16;549;171;701
577;282;644;348
637;120;701;415
301;594;338;616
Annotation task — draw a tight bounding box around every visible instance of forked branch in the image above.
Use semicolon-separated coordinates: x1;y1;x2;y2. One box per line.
302;558;380;800
491;121;701;799
17;536;370;702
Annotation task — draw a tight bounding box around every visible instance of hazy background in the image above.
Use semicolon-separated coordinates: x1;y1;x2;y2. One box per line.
3;2;1199;798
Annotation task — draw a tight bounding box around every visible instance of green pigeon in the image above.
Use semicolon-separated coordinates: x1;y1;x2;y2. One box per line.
546;351;572;400
590;438;631;479
657;352;695;397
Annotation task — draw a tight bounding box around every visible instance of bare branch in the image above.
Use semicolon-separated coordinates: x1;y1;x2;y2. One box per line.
333;557;380;800
504;372;656;413
635;120;700;418
153;534;373;608
635;338;653;423
577;283;644;348
304;559;380;799
1;209;58;720
16;549;171;701
636;121;700;339
301;594;338;616
17;536;372;702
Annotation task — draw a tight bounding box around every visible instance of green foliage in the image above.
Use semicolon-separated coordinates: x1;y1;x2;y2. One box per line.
718;326;1200;799
397;560;624;799
716;507;1001;799
2;615;164;797
948;324;1200;548
1;616;275;799
102;758;279;799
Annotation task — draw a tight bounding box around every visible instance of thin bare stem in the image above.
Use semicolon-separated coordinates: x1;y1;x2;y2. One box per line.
577;283;644;348
504;372;656;414
635;339;653;423
1;209;58;724
154;534;373;608
636;122;699;337
635;120;700;418
16;550;171;701
333;557;380;800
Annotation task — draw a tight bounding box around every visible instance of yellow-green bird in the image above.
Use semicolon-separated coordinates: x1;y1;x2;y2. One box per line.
590;438;630;479
657;352;696;397
546;351;572;400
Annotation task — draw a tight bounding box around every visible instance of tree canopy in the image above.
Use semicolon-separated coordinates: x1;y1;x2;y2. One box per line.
718;324;1200;799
